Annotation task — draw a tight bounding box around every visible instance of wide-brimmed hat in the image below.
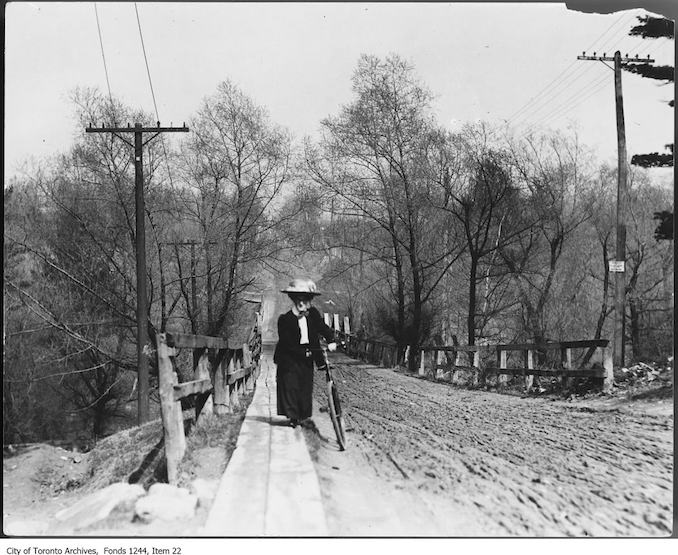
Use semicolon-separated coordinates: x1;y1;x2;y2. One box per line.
280;278;321;297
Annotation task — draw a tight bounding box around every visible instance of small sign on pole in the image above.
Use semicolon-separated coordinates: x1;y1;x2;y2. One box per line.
608;260;625;273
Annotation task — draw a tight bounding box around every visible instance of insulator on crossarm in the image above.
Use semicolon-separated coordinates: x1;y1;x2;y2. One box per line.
582;51;586;56
157;121;160;127
593;51;596;56
603;52;606;57
635;54;639;58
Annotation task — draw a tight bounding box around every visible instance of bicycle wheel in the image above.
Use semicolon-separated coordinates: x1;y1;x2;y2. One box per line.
327;380;347;451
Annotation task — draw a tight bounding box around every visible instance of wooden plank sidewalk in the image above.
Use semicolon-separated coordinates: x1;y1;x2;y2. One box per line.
201;292;328;536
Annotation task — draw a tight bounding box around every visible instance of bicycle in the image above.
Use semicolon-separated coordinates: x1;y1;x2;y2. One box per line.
316;341;347;451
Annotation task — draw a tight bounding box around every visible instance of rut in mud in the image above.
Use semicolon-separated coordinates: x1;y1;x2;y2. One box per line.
311;354;673;537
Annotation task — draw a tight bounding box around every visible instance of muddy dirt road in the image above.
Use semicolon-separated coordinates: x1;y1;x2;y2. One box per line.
307;354;673;537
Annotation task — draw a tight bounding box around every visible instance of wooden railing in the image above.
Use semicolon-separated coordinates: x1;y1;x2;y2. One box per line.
345;335;400;367
320;312;613;392
417;339;613;392
157;313;262;484
323;312;402;367
418;345;484;386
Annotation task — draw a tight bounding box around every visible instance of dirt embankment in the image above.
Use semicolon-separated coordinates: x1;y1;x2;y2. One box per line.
3;350;672;538
308;354;674;537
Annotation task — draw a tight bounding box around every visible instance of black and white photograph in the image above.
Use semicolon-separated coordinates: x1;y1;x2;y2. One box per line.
3;0;675;545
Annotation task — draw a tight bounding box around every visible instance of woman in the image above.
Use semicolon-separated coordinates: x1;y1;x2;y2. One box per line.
274;278;337;428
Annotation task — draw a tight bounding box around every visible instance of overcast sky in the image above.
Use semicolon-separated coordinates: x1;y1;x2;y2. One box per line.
4;2;675;180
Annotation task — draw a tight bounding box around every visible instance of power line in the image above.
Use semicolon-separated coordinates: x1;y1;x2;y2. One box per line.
520;73;611;139
506;12;645;130
94;3;114;115
510;27;637;130
512;59;612;131
134;2;176;188
518;33;669;140
512;19;655;133
505;12;635;125
510;65;599;129
134;2;160;119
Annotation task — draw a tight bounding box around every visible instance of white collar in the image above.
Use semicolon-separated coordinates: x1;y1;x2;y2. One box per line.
292;306;307;318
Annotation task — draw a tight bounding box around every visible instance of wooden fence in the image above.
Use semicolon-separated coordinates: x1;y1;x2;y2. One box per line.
417;339;613;392
323;312;403;367
321;311;613;392
157;312;262;484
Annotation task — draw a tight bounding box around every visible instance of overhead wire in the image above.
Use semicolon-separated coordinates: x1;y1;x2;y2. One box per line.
510;63;598;129
94;3;115;120
519;29;671;141
505;12;635;126
520;72;611;140
134;2;160;120
511;14;638;129
134;2;176;188
504;15;623;123
511;11;658;137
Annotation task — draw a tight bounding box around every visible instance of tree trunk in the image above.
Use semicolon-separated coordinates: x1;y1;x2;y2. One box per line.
467;256;478;346
629;298;641;359
583;237;611;365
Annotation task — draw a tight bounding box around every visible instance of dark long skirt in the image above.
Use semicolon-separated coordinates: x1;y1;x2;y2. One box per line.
276;357;314;421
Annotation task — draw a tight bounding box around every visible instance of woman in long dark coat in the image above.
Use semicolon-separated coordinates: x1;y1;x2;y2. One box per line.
273;279;336;427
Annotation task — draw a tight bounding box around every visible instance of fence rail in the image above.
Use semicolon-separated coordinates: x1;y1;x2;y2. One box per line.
324;311;614;393
157;312;262;484
417;339;613;392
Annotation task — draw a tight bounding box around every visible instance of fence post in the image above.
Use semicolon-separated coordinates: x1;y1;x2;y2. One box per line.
195;349;213;421
562;347;573;390
213;349;230;415
229;354;240;410
498;348;508;387
157;333;186;485
237;352;246;397
418;350;426;377
243;343;254;393
603;347;614;392
476;349;486;388
525;349;534;393
470;349;479;387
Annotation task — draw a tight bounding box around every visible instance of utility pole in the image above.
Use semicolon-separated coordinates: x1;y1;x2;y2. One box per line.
577;51;655;368
86;122;189;424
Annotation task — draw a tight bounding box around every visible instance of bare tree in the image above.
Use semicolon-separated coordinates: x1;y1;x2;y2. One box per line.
624;170;674;360
431;123;527;346
500;131;598;344
173;79;291;337
3;88;164;442
307;54;458;368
